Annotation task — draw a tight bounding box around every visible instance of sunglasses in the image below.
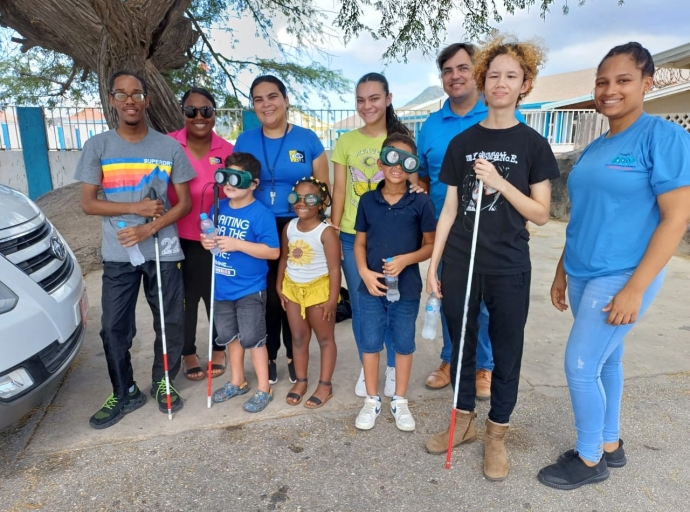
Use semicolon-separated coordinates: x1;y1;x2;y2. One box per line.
287;191;322;207
380;146;420;173
214;169;254;189
111;92;146;103
183;106;215;119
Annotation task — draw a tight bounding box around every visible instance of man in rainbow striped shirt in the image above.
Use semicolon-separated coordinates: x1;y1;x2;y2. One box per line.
75;71;196;429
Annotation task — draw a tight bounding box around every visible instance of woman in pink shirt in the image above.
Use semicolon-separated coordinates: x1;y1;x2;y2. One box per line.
169;87;234;380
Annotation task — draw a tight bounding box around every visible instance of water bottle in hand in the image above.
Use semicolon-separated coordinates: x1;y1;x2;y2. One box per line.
384;257;400;303
200;213;220;256
422;293;441;340
117;221;145;266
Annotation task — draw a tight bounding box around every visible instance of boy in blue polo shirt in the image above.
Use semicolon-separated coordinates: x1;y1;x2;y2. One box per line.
353;133;436;432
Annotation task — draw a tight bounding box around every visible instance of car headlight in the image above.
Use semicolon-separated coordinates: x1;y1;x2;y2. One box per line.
0;281;18;314
0;368;34;400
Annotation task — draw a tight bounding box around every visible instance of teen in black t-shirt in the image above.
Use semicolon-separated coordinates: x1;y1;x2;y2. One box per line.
424;37;560;482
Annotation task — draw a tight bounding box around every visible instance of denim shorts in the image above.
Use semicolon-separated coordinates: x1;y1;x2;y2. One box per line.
214;291;267;349
358;292;420;356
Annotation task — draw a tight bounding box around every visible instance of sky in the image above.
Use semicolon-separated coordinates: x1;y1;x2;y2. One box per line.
214;0;689;110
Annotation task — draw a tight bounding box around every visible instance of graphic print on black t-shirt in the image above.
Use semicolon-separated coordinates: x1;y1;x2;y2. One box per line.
439;123;560;275
462;151;519;213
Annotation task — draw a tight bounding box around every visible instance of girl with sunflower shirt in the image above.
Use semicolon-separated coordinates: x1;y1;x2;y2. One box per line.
331;72;416;398
277;177;341;408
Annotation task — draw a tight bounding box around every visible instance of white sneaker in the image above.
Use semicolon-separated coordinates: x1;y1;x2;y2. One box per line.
390;397;416;431
355;397;382;430
384;366;396;398
354;367;367;398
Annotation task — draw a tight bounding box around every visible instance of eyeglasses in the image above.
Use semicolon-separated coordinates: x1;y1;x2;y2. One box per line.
110;92;146;103
183;106;215;119
380;146;420;173
287;191;321;207
214;169;254;189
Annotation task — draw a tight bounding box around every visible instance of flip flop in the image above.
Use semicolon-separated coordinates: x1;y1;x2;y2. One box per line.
285;378;308;406
304;380;333;410
183;355;205;381
211;351;227;378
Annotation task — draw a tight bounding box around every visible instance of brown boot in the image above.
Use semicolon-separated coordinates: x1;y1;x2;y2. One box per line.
425;409;477;454
476;369;491;401
483;419;509;481
425;362;451;390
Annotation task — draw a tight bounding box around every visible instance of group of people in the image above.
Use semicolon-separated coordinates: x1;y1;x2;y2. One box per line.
76;36;690;491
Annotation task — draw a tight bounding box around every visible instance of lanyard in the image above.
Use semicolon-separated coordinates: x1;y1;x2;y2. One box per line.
261;123;290;204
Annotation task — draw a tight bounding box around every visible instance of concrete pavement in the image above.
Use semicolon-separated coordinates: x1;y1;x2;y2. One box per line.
1;220;690;511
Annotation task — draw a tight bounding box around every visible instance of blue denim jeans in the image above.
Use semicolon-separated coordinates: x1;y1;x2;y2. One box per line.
358;293;420;355
439;262;494;371
565;269;665;463
340;232;395;367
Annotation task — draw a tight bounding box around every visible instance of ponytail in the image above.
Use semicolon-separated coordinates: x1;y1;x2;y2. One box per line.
357;72;411;137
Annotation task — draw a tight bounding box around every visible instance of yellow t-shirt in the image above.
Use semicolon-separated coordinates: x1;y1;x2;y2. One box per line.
331;129;386;234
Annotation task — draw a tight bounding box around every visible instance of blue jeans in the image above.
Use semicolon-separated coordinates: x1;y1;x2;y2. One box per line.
439;262;493;371
565;269;665;463
358;293;420;355
340;233;395;367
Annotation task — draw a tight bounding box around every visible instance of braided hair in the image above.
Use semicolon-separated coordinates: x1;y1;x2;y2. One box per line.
292;176;332;221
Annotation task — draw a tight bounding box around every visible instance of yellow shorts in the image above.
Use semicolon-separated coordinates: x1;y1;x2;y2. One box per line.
282;273;331;319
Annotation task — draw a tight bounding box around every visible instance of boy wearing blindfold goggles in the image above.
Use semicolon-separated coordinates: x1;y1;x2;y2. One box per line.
201;152;281;413
353;133;436;432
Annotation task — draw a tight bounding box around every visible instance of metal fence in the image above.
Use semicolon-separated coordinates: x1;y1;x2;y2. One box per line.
2;105;690;152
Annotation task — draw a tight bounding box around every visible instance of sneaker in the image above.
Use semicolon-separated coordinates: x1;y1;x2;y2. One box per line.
88;385;146;430
558;440;627;469
355;397;381;430
287;360;297;384
354;367;367;398
538;450;610;490
212;381;250;403
268;360;278;385
150;379;184;413
390;397;415;432
243;389;273;413
384;366;396;398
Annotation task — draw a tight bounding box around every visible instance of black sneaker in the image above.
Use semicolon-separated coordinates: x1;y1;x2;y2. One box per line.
604;439;627;468
150;379;184;413
89;385;146;430
538;450;610;490
268;360;278;385
287;360;297;384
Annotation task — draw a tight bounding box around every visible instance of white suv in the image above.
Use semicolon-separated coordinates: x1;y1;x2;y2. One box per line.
0;184;87;429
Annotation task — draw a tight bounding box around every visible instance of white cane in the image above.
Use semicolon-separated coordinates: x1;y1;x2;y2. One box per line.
446;179;484;469
207;183;220;409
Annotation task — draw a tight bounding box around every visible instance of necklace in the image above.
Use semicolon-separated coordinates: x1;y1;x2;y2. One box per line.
261;123;290;205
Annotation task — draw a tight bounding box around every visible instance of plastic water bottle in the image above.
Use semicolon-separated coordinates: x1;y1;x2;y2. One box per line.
200;213;220;256
117;221;145;266
385;257;400;303
422;293;441;340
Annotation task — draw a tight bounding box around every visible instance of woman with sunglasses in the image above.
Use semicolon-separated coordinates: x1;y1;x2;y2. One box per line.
168;87;235;381
234;75;330;386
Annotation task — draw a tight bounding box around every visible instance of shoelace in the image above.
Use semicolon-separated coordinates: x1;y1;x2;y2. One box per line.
101;394;118;410
157;379;177;397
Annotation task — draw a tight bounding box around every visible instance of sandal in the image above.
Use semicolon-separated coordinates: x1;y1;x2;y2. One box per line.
182;354;205;381
285;378;308;406
210;351;227;378
304;380;333;409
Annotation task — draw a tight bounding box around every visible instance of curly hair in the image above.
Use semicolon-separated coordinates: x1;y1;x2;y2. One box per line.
473;35;547;106
292;176;332;220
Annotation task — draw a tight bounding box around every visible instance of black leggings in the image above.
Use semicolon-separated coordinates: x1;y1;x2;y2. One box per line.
266;217;293;361
441;263;531;424
181;238;222;357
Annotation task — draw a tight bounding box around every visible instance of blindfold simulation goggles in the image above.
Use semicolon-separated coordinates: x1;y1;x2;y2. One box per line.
214;169;255;189
380;146;420;173
183;106;215;119
287;191;322;207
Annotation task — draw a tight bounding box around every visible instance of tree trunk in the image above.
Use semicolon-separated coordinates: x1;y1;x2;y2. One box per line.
0;0;197;132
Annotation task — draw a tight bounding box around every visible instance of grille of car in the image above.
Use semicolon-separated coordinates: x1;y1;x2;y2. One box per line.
38;322;84;374
0;219;75;294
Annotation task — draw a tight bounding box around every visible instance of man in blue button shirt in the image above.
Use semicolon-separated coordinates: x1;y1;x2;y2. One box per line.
417;43;526;398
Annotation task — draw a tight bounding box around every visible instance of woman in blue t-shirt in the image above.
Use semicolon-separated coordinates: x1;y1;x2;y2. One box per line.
234;75;330;386
538;43;690;490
